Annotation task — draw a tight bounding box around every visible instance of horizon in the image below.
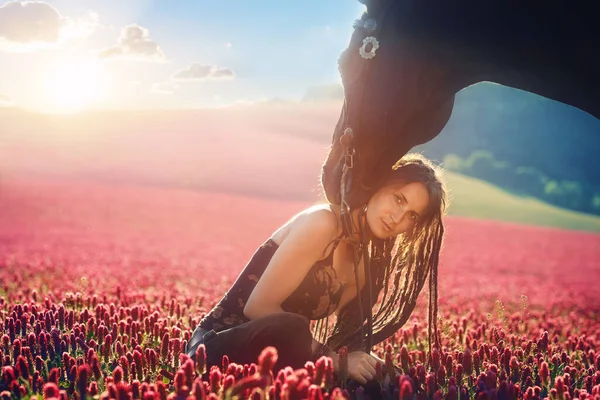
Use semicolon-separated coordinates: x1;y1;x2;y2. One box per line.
0;96;344;115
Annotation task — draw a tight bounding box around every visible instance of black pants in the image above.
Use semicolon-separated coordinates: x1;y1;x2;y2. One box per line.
184;312;384;399
184;312;315;373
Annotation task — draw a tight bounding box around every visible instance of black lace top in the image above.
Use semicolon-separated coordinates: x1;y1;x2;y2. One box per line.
198;237;348;333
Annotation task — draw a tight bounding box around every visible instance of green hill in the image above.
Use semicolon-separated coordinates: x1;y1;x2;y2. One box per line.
444;171;600;233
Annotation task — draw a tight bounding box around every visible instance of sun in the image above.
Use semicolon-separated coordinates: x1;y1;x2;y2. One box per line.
43;58;107;113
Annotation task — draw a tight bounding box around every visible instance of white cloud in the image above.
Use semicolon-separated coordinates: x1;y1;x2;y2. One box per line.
151;81;177;95
99;24;166;62
150;62;235;95
0;1;98;52
0;93;14;107
172;63;234;81
216;96;296;109
302;83;344;102
61;11;100;42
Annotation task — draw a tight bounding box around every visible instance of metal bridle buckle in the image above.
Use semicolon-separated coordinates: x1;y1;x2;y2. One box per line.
344;149;355;169
340;126;355;169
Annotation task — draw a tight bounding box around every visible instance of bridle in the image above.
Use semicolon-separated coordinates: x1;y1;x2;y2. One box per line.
337;1;397;354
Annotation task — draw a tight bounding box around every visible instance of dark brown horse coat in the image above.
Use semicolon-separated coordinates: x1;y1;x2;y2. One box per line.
321;0;599;209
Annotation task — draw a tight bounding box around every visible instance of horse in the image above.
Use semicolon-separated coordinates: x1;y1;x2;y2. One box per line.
321;0;600;210
318;0;599;354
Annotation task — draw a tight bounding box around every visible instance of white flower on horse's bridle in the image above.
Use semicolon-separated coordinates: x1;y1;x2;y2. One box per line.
359;36;380;60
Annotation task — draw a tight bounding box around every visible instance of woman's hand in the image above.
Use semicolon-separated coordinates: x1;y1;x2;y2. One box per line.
369;352;385;366
346;350;379;384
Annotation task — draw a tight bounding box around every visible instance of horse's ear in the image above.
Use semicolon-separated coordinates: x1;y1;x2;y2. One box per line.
358;0;390;18
357;0;380;12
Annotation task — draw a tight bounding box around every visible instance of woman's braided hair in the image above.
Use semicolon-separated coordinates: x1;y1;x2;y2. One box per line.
313;153;448;359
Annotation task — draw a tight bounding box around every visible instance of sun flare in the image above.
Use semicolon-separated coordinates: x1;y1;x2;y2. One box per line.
43;58;107;113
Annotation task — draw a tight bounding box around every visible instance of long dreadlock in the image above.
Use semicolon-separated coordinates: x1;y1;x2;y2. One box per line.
312;153;447;362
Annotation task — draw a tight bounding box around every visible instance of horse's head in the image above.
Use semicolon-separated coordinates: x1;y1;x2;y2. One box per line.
320;0;458;209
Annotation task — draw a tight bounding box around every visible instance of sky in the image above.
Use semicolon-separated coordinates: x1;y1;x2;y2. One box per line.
0;0;366;113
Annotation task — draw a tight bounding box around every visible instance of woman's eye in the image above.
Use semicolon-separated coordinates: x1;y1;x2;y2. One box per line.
394;195;402;203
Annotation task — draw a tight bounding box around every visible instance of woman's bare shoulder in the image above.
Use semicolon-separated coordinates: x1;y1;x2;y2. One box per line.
271;203;341;245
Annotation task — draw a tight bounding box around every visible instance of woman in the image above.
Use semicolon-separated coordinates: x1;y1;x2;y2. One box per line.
184;153;447;385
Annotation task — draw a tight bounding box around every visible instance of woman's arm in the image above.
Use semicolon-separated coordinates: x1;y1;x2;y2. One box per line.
243;207;340;320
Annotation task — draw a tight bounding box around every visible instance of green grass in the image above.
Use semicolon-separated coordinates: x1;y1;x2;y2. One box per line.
443;171;600;233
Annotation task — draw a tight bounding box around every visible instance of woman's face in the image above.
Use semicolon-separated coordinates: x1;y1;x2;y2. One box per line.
365;181;430;239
